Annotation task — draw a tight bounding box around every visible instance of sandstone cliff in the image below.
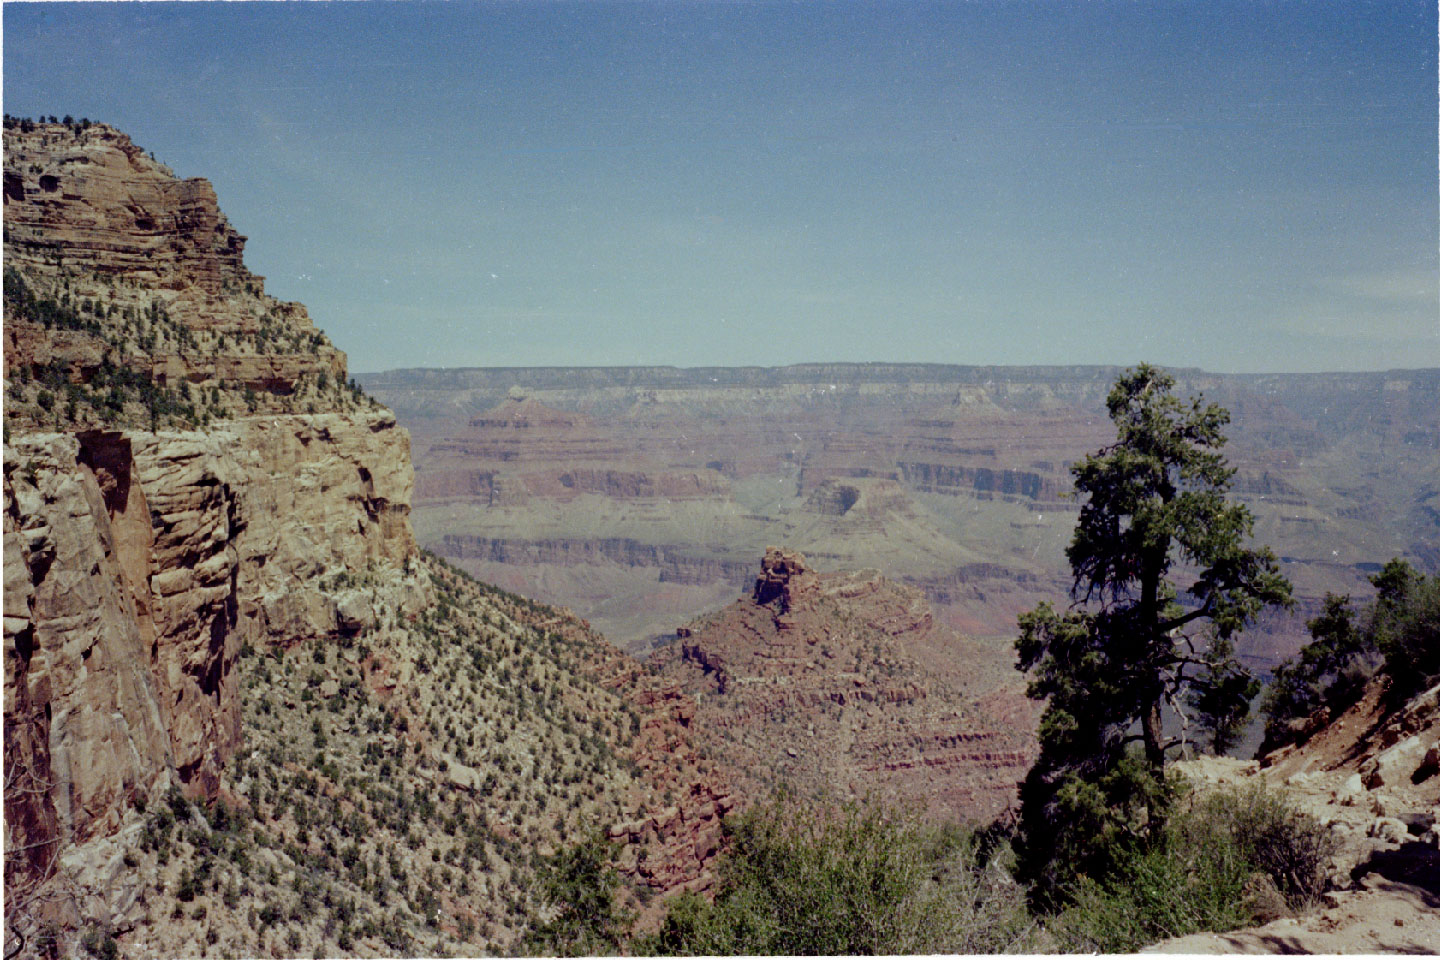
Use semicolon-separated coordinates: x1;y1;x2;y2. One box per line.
3;119;727;958
3;120;421;946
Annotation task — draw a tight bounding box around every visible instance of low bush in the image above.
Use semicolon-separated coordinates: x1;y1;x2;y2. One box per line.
637;795;1036;955
520;833;631;957
1047;783;1337;952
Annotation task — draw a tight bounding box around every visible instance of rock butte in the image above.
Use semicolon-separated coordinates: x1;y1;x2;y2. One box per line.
652;547;1040;825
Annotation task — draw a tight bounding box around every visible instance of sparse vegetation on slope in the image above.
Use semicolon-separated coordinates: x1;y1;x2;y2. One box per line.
3;265;377;434
83;554;655;959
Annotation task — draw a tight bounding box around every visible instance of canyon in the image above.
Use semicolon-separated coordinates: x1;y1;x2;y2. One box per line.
363;363;1440;671
5;116;1436;958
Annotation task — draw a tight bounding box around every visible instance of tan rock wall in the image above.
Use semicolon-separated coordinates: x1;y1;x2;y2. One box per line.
2;410;417;899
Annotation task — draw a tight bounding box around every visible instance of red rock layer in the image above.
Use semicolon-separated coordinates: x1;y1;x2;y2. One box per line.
653;548;1040;825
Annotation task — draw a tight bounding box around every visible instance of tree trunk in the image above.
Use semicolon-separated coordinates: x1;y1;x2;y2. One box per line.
1142;697;1165;769
1140;549;1166;770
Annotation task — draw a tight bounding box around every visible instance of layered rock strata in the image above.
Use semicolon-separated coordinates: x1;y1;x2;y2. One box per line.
366;363;1440;665
652;548;1040;824
3;120;349;429
3;121;731;954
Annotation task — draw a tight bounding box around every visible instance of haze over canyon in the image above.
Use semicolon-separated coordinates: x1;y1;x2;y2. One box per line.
362;363;1440;674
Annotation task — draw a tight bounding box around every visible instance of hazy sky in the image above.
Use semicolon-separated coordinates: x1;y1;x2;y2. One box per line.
4;1;1436;373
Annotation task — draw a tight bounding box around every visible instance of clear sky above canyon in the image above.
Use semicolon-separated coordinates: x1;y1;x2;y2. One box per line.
4;0;1436;373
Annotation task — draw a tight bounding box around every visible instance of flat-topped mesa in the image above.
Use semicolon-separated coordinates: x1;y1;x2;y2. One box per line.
2;119;351;428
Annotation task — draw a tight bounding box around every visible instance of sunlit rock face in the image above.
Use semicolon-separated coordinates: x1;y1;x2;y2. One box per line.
3;123;743;953
3;120;416;910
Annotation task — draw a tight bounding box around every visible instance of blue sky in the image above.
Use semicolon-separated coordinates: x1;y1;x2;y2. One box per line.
4;0;1436;373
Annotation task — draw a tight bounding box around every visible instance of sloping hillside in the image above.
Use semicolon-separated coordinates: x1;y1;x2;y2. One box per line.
2;119;727;959
1151;678;1439;953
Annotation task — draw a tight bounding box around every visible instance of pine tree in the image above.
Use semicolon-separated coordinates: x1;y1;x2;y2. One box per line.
1015;363;1292;902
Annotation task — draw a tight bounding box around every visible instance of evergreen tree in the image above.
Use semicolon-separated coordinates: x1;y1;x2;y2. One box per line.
1015;364;1292;903
520;833;631;956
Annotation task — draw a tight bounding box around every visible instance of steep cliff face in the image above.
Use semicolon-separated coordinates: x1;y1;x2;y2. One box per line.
3;120;349;429
4;120;740;957
2;123;421;930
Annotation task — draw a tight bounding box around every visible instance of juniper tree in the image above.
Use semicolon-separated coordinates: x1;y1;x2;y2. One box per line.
1015;363;1292;902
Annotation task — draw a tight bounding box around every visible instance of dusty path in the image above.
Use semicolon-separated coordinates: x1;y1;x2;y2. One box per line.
1147;853;1440;954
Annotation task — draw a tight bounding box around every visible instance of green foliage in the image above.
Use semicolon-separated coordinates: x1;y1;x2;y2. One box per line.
638;796;1036;956
1368;559;1440;701
1015;364;1292;904
1049;783;1337;952
1262;559;1438;748
520;833;631;956
4;267;102;335
1187;634;1261;755
1260;592;1373;748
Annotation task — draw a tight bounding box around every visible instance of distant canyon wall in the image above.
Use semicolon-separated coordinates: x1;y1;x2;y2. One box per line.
364;363;1439;660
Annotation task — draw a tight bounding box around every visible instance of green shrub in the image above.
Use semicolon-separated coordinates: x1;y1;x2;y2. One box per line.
1047;783;1337;952
639;796;1036;956
519;833;631;956
1369;561;1440;701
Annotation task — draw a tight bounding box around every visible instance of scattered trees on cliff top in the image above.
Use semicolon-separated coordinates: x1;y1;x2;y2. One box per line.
1014;363;1293;903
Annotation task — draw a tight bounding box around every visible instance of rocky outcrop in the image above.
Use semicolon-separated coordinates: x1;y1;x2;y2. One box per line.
3;121;745;954
750;546;817;612
1151;678;1440;954
896;461;1059;503
3;121;349;427
653;549;1040;824
2;410;420;917
2;123;423;934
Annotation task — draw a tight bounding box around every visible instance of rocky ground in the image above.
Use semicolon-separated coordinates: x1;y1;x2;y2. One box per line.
1148;679;1440;954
